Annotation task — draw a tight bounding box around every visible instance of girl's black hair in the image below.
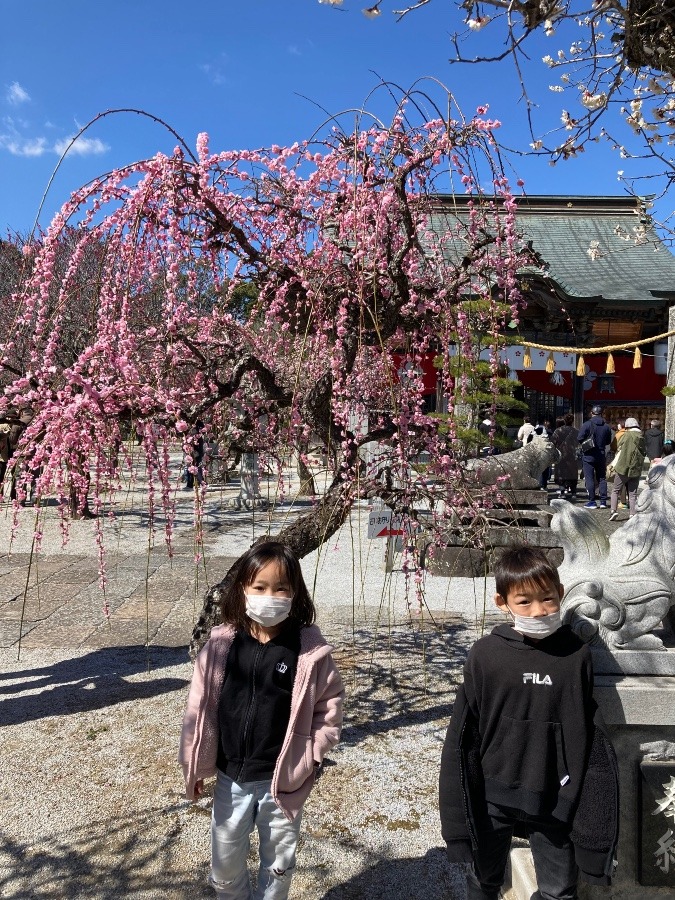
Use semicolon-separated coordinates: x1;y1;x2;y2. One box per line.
494;545;561;600
218;541;316;631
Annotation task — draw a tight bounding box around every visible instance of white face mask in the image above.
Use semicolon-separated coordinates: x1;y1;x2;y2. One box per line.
245;594;292;627
509;610;562;639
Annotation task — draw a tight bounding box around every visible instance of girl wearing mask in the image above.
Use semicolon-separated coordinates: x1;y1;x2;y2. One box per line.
179;542;344;899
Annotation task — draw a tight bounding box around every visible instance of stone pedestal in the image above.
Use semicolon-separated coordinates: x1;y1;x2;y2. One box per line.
503;669;675;900
422;490;564;577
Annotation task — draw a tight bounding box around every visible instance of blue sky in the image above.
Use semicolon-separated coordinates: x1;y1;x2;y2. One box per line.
1;0;661;235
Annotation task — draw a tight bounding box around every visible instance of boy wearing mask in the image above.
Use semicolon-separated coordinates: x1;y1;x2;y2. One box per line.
439;546;619;899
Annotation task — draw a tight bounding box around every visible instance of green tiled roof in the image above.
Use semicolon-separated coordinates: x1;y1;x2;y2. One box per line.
429;195;675;308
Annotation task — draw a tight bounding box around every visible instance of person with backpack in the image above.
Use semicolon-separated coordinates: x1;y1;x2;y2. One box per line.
577;405;612;509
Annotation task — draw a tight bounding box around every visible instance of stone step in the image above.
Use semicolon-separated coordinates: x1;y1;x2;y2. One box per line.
423;541;564;577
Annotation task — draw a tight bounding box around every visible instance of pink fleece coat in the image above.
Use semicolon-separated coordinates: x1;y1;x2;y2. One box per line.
178;623;344;821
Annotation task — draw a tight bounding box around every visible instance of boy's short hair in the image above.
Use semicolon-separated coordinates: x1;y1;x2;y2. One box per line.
494;545;561;598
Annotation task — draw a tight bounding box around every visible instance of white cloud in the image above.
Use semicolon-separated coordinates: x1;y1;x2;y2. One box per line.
0;107;109;159
287;44;301;56
6;82;30;106
53;135;109;156
200;55;230;86
0;127;109;158
0;134;48;157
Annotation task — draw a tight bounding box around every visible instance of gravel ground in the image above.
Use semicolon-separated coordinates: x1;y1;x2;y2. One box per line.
0;459;500;899
0;615;478;899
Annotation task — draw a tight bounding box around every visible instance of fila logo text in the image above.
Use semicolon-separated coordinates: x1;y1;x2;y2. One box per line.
523;673;552;685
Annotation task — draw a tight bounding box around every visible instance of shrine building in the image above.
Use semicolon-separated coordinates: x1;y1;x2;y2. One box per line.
423;194;675;429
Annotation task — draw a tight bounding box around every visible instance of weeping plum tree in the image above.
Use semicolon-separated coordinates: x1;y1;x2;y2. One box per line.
0;94;531;626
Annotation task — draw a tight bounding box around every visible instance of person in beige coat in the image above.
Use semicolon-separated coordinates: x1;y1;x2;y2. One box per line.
179;542;344;900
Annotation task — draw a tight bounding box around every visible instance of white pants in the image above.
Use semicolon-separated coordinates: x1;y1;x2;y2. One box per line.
210;771;303;900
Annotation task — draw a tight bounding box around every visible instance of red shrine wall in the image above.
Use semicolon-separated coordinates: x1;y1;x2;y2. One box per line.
518;354;665;404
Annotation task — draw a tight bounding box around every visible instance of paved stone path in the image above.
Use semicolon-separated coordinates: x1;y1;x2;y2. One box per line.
0;452;626;654
0;448;317;651
0;547;238;651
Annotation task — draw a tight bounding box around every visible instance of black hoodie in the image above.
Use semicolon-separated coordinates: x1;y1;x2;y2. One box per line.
439;623;619;885
644;426;664;460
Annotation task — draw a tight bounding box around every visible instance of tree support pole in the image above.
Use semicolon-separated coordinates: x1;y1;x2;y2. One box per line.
666;305;675;439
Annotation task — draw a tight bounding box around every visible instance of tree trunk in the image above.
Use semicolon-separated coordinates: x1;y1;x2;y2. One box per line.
69;458;94;519
296;448;316;497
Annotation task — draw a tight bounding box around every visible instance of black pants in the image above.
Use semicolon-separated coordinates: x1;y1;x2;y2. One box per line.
467;804;578;900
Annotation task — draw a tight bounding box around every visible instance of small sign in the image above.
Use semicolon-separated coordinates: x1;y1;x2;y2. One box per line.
638;760;675;885
367;508;404;539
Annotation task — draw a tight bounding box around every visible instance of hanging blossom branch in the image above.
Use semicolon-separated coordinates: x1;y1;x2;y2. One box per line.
0;91;532;584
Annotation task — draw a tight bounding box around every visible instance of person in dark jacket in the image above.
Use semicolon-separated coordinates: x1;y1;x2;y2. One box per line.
185;420;205;490
439;546;619;899
577;405;612;508
644;420;664;462
552;414;579;500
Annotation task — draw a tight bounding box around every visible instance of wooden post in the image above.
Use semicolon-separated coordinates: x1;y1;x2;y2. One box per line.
572;371;585;430
383;535;395;573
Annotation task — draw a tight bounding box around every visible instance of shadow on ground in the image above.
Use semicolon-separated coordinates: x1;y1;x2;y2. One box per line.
0;803;209;900
0;645;189;726
317;847;466;900
334;620;473;745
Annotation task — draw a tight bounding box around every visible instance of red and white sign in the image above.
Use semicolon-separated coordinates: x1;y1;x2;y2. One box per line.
367;509;404;539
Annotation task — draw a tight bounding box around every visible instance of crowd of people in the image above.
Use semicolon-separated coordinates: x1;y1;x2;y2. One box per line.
516;408;673;518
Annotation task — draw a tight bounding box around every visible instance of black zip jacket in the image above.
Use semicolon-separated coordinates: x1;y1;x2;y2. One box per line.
439;624;619;886
217;623;300;781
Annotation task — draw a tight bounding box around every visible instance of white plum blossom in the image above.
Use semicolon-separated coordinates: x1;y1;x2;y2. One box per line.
633;225;647;245
648;78;666;95
581;91;607;110
587;240;604;260
467;16;491;30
